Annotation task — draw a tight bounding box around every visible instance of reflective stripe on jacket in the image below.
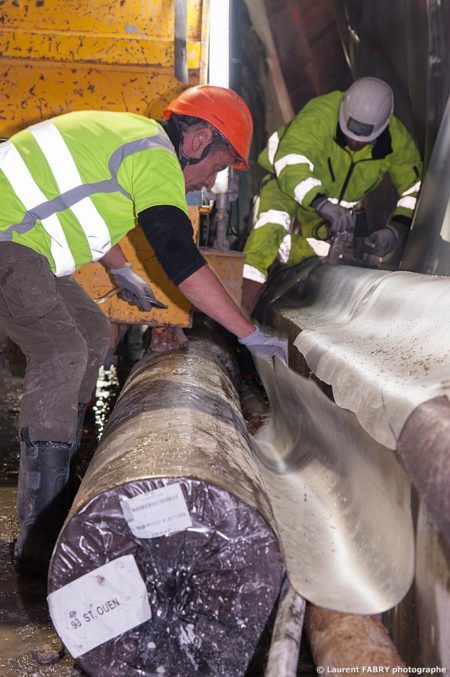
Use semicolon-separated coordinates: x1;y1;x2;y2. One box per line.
0;111;187;276
244;90;422;280
259;90;422;219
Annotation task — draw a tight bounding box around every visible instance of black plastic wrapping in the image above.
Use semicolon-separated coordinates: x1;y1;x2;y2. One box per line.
47;337;285;676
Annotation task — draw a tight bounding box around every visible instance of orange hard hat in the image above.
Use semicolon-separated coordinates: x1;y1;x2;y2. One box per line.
163;85;253;170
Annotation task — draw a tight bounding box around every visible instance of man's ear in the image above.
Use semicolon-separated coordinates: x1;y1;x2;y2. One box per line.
182;126;214;159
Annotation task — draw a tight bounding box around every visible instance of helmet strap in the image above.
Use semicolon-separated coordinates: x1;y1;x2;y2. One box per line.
165;116;214;169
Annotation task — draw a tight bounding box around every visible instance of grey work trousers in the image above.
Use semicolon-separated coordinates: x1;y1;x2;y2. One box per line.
0;243;111;443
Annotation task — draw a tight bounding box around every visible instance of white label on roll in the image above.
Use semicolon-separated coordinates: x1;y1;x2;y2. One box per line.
47;554;151;658
120;483;192;539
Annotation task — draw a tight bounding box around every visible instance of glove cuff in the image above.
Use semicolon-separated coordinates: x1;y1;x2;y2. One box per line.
386;222;409;240
238;326;259;345
109;262;133;275
311;196;329;211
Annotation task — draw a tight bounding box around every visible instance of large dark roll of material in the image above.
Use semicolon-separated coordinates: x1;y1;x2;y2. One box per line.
47;333;285;676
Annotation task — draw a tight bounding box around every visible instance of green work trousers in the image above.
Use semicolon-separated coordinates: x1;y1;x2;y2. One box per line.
243;175;329;279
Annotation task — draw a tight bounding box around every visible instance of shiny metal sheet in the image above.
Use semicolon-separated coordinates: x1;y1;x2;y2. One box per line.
252;357;414;614
286;264;450;449
62;329;414;615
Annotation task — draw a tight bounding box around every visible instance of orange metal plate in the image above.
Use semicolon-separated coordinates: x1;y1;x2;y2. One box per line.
73;208;201;327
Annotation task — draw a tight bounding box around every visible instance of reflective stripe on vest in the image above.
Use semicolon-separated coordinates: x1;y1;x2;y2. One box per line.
328;197;359;208
0;141;75;275
396;196;417;210
402;180;421;196
0;122;176;275
31;121;111;262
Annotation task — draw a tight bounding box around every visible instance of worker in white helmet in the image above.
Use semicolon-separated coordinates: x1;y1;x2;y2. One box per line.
242;77;422;313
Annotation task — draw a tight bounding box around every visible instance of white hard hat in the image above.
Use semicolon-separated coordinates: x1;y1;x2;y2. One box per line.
339;77;394;143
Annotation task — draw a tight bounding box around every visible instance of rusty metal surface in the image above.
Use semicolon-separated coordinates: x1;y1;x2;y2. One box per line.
265;0;350;111
200;248;245;306
397;396;450;544
306;606;405;671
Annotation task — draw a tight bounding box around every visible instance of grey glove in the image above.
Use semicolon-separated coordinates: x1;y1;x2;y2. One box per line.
313;197;354;235
239;326;288;365
109;263;167;311
365;222;409;257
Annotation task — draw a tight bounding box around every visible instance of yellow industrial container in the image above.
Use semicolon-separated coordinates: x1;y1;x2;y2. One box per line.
0;0;209;136
0;0;211;327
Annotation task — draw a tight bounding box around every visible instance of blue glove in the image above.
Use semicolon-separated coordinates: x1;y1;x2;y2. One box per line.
239;326;288;365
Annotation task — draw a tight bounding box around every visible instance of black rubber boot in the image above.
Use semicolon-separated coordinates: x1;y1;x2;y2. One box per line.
14;429;72;579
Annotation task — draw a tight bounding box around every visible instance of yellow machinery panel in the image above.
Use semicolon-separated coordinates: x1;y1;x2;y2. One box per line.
0;0;209;136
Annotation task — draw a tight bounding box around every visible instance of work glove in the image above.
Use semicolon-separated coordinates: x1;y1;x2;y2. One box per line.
239;326;288;365
364;222;409;257
313;197;354;235
109;263;167;311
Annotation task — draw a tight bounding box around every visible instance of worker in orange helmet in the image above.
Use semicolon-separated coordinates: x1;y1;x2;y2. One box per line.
0;84;287;577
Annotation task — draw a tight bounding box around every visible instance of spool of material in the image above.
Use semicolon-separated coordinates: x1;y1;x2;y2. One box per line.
47;334;285;676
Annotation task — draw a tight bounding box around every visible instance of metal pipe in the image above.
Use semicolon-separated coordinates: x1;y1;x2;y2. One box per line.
397;395;450;540
174;0;188;83
265;579;306;677
306;606;405;672
47;326;285;676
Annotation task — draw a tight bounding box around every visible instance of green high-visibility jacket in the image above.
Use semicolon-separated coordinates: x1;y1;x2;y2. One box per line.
243;90;422;282
0;111;188;276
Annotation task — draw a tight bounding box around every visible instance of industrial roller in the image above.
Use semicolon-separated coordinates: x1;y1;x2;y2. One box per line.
47;328;285;676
